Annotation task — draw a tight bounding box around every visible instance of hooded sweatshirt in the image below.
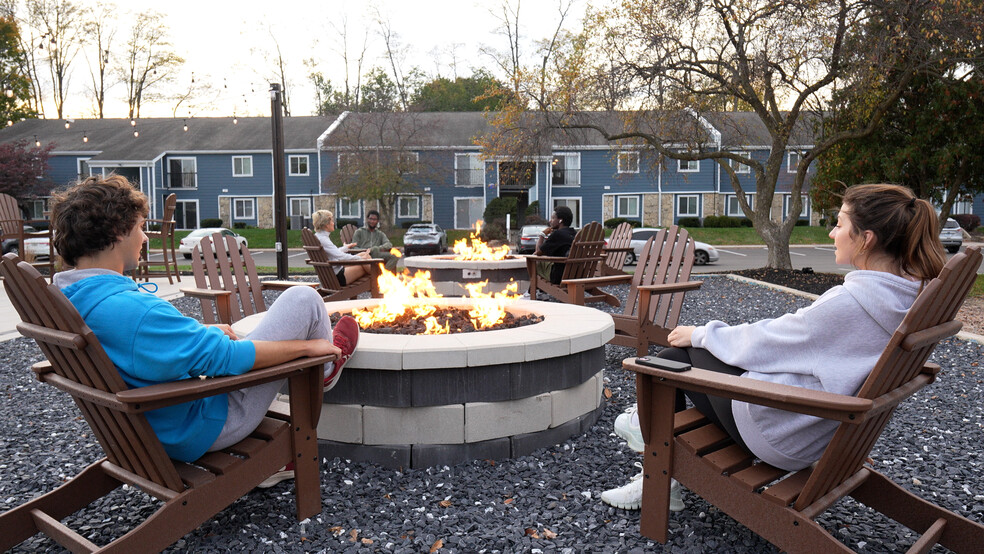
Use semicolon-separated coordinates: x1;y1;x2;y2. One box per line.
54;269;256;462
690;270;921;471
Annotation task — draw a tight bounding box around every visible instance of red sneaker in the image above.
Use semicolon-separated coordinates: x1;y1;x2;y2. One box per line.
324;315;359;390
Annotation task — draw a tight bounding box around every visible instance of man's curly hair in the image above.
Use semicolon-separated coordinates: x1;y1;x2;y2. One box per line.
50;174;149;267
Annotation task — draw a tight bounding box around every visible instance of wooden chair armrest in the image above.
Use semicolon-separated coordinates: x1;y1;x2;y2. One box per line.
603;246;635;253
180;287;234;299
636;281;704;295
114;354;336;413
525;255;567;263
623;360;874;423
329;258;385;266
562;274;634;287
259;280;318;291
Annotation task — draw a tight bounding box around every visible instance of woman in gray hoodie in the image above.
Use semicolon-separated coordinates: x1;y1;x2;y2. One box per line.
602;183;947;510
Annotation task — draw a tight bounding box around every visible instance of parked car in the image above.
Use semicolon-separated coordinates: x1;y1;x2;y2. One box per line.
625;227;720;266
179;227;248;259
517;224;548;254
2;225;54;259
402;224;447;256
939;217;963;254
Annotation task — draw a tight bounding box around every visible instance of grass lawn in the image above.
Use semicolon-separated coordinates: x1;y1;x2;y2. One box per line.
971;274;984;298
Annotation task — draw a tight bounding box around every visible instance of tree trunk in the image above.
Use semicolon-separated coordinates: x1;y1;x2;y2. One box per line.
755;218;794;269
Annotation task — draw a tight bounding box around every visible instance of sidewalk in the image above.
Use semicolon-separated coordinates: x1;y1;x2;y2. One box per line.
0;275;187;342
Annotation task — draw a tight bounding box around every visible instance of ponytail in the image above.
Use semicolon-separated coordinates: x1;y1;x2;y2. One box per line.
842;184;945;282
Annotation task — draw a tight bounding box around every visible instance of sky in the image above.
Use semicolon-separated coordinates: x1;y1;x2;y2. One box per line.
64;0;587;120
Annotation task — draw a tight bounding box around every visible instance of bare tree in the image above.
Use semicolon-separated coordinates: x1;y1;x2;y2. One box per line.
81;2;114;118
119;10;182;118
375;11;411;111
481;0;523;95
171;73;217;117
27;0;84;119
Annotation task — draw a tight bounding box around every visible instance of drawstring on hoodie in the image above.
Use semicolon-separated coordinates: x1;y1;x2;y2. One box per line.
137;282;159;294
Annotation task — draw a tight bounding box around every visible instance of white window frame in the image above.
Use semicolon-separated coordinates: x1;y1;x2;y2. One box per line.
174;199;200;230
454;153;484;187
617;151;639;174
337;153;358;174
552;197;582;228
233;198;255;220
726;194;754;217
338;198;361;219
615;195;640;218
232;155;253;177
732;151;751;174
168;157;198;189
289;154;310;176
77;157;92;179
677;157;699;173
289;197;312;217
397;196;420;219
26;198;47;219
676;194;699;217
551;152;581;186
398;151;419;174
454;197;485;228
784;194;809;219
787;150;801;174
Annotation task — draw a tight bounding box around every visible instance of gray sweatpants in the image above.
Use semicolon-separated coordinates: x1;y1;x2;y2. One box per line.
208;286;332;451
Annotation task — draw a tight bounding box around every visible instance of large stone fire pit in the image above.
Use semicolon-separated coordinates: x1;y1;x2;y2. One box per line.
233;298;614;469
402;255;530;297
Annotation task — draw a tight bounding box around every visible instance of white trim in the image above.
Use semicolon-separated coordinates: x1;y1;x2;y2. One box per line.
787;150;801;174
731;151;751;174
551;152;581;186
676;194;700;218
454;152;484;187
77;157;93;178
318;111;349;150
232;155;253;177
338;197;362;219
173;199;200;230
321;145;483;152
552;196;583;228
615;194;641;218
289;154;310;176
677;158;699;173
399;151;419;174
783;194;810;219
167;156;198;189
725;193;754;217
233;197;255;220
397;195;421;219
337;152;358;174
617;151;640;174
453;196;485;229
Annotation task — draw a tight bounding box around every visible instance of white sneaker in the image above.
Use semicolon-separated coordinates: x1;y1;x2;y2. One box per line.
614;404;644;453
256;464;295;489
600;463;685;512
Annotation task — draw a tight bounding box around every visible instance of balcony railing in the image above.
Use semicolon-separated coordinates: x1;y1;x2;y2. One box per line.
455;168;484;186
551;168;581;186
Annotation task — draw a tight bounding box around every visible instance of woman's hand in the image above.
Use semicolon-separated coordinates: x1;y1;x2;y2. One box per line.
344;242;357;249
357;251;372;259
668;325;695;348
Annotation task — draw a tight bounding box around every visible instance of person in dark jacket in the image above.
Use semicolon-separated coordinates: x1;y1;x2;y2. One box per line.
534;205;576;284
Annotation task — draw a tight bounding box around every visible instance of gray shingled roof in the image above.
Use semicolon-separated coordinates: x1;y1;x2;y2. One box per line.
702;111;819;148
320;111;492;149
0;116;337;162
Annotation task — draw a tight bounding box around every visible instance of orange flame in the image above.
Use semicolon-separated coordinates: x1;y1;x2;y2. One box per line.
350;265;519;334
452;220;511;261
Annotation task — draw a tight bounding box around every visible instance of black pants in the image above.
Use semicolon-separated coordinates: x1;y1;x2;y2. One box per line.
657;347;750;453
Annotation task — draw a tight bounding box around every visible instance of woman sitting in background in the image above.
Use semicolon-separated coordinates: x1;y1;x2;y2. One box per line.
312;209;372;286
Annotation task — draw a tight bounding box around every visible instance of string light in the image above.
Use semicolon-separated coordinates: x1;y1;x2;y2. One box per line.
133;129;139;138
82;131;88;143
6;120;12;127
4;89;12;98
33;135;40;147
130;119;136;127
182;119;188;132
233;112;238;125
64;120;70;129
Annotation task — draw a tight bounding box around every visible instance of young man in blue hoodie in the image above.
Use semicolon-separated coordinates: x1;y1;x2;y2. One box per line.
50;175;358;486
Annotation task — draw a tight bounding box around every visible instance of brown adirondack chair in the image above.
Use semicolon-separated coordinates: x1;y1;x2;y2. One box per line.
0;253;333;553
623;245;984;553
136;193;180;284
525;221;619;307
568;226;702;355
339;223;358;245
300;227;382;302
598;221;634;276
181;231;316;324
0;192;56;278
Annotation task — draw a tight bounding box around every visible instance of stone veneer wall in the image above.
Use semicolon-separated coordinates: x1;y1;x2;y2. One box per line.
257;197;273;228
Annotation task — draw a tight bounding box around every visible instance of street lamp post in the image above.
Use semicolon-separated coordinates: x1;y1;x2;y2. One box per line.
270;83;288;279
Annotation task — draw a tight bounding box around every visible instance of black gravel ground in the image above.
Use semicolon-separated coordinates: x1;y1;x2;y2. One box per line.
2;276;982;553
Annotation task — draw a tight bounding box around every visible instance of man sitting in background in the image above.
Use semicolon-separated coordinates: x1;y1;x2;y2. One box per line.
353;209;399;272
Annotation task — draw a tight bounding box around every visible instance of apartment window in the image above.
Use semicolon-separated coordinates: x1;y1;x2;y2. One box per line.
289;155;309;176
551;153;581;186
338;153;358;174
233;198;255;220
455;197;484;228
168;157;197;188
677;195;699;217
678;158;699;173
617;151;639;174
784;194;809;219
338;198;361;219
174;200;199;229
732;151;750;174
398;196;420;219
499;161;536;189
290;197;312;217
787;151;802;173
398;151;419;174
26;198;47;219
455;153;484;186
726;194;754;216
77;158;92;179
553;198;581;228
616;195;640;218
232;156;253;177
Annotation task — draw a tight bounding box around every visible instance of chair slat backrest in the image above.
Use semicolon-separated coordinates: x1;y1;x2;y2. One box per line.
301;228;343;290
624;226;696;329
191;232;267;324
0;254;183;490
794;246;982;510
560;221;606;281
340;223;358;245
0;193;22;241
602;222;634;274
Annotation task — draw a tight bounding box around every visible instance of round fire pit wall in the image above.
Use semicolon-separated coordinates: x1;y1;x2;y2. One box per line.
402;255;529;297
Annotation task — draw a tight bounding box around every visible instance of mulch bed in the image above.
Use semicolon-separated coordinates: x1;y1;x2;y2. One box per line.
725;268;845;296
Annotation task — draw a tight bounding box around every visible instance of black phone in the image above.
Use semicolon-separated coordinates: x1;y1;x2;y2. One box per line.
635;356;691;372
